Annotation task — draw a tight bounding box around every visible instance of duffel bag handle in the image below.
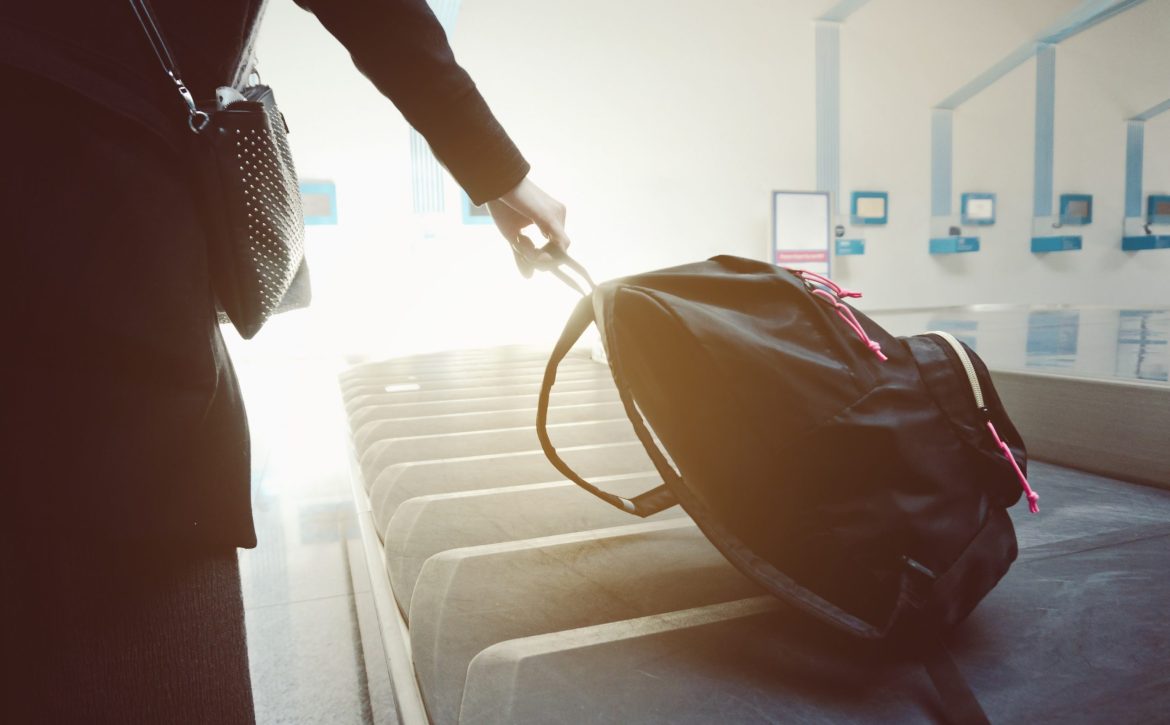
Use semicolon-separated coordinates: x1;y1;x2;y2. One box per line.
510;233;596;295
537;295;679;517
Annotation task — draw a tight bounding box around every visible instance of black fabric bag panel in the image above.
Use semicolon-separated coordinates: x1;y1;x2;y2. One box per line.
905;335;1026;509
926;506;1018;629
563;255;1027;638
594;258;875;444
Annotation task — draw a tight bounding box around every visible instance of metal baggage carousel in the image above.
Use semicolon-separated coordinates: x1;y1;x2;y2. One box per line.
341;305;1170;724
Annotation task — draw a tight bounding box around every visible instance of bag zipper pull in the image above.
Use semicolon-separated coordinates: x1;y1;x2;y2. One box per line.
982;407;1040;514
808;288;888;361
931;331;1039;515
787;269;884;360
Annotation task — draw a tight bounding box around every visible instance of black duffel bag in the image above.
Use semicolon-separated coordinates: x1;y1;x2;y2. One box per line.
536;253;1038;724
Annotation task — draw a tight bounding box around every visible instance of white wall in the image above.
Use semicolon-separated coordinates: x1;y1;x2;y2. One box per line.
839;0;1060;307
454;0;1170;308
454;0;826;281
246;0;1170;355
837;0;1170;308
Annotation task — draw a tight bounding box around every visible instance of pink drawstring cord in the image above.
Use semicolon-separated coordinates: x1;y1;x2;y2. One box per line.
986;420;1040;513
786;268;884;361
791;269;862;299
810;288;889;361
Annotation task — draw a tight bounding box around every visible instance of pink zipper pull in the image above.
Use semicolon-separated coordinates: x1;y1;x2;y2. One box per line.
790;269;863;299
809;289;888;362
986;420;1039;513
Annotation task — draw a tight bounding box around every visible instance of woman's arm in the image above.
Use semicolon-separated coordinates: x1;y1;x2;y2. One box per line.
293;0;570;266
293;0;527;205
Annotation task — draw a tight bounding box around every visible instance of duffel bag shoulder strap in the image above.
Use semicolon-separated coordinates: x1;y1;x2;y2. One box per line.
922;639;992;725
534;255;677;518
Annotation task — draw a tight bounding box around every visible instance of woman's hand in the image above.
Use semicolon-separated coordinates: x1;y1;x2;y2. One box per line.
487;176;571;276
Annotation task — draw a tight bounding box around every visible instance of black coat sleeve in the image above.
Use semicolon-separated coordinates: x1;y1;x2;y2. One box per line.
292;0;529;205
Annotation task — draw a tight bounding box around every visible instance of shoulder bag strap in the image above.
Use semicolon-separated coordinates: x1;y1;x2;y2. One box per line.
127;0;210;132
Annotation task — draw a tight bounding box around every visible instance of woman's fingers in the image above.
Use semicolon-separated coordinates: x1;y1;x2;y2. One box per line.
489;176;572;276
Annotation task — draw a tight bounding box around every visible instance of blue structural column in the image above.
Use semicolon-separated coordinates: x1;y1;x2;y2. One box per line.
931;109;953;217
1125;98;1170;220
815;0;872;213
819;0;873;22
1033;44;1056;220
1122;97;1170;250
815;21;841;214
1124;121;1144;219
410;132;445;214
815;0;871;259
1028;43;1082;252
411;0;462;214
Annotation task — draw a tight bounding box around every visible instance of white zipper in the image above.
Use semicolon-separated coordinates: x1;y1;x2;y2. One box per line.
927;330;984;410
926;331;1040;513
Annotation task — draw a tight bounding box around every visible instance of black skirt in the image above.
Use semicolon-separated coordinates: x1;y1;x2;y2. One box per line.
1;66;256;550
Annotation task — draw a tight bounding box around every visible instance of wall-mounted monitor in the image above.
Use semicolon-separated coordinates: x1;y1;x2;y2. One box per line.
1149;195;1170;225
300;179;338;225
850;191;888;225
961;193;996;226
772;190;830;276
1059;194;1092;225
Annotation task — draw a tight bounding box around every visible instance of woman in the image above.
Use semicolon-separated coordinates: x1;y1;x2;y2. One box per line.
0;1;567;720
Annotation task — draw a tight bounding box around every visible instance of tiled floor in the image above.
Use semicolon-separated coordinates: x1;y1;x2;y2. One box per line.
227;336;394;725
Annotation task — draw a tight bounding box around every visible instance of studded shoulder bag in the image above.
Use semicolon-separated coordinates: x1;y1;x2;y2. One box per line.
130;0;310;340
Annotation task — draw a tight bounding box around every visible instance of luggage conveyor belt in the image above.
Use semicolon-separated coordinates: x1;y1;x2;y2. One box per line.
341;345;1170;724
